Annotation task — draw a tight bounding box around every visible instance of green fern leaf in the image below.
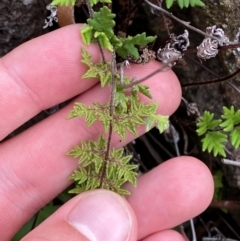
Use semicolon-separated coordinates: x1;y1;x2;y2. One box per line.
99;0;112;3
201;131;227;157
177;0;184;8
81;25;93;45
165;0;204;8
113;148;125;159
67;102;88;119
115;189;131;196
184;0;189;7
82;68;97;79
220;106;240;132
116;43;139;59
107;164;115;179
113;99;159;139
69;168;88;184
87;6;116;39
89;0;98;5
116;33;156;59
111;35;123;48
142;103;158;115
81;48;112;87
67;102;99;126
68;186;86;194
126;122;138;136
120;155;132;165
94;31;113;52
133;85;153;99
89;0;111;6
51;0;76;6
166;0;175;8
81;47;93;67
230;126;240;149
115;92;129;112
197;111;221;136
85;110;98;126
67;145;82;158
155;115;170;133
68;137;137;196
83;62;112;87
190;0;205;7
145;116;156;132
128;33;156;46
96;134;107;148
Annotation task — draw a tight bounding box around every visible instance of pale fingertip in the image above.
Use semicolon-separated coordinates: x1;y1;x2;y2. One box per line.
22;190;138;241
141;229;185;241
126;156;214;240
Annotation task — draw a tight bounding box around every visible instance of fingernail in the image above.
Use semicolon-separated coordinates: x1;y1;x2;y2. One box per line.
68;190;132;241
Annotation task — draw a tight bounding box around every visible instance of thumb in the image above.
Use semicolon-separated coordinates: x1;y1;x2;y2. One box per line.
22;190;138;241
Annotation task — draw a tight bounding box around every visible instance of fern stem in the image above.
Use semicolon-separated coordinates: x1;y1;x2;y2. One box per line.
183;55;240;94
121;63;169;89
181;68;240;88
222;158;240;167
144;0;236;45
99;51;117;188
85;0;106;63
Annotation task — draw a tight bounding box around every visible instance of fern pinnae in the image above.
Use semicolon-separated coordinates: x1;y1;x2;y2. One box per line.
66;0;169;196
165;0;205;8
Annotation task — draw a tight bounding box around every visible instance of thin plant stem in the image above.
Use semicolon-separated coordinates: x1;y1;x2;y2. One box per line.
190;218;197;241
99;51;117;188
211;200;240;210
171;123;196;241
179;225;190;241
144;0;236;45
147;132;174;158
85;0;106;63
221;158;240;167
121;64;169;89
218;213;240;240
184;55;240;94
181;68;240;88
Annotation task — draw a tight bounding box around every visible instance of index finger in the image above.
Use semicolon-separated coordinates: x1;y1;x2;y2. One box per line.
0;24;105;140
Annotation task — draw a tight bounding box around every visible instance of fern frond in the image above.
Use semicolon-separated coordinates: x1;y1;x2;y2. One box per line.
201;131;227;157
196;111;221;136
68;6;168;196
116;33;156;59
113;96;158;139
219;106;240;132
230;126;240;149
68;136;137;196
51;0;76;6
165;0;205;9
132;84;153;99
87;6;116;38
89;0;111;7
166;0;174;8
81;47;112;86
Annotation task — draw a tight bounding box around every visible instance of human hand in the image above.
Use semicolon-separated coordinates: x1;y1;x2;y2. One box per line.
0;25;214;241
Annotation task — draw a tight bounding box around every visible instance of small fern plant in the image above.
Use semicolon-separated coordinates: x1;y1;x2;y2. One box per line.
50;0;169;196
197;106;240;157
165;0;205;9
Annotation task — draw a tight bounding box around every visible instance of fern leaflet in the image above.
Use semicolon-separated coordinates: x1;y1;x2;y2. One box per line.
165;0;205;8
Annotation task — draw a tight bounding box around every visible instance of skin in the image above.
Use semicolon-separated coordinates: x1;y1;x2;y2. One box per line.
0;24;214;241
